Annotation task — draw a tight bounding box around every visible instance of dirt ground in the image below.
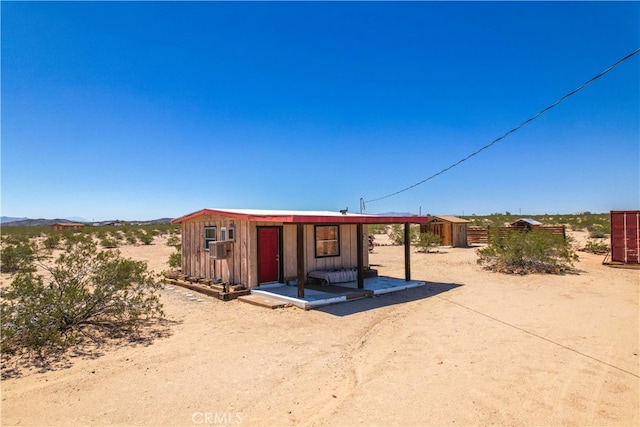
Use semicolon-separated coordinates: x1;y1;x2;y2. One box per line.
1;232;638;426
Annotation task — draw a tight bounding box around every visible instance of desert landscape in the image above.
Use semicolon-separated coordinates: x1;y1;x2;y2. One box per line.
1;231;638;426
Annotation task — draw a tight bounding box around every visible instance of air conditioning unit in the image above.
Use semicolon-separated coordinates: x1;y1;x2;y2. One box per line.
209;241;229;259
221;226;236;242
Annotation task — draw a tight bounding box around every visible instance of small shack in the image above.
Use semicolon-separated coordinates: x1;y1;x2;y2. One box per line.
50;222;85;232
420;216;470;247
610;210;639;264
510;218;542;231
172;208;432;298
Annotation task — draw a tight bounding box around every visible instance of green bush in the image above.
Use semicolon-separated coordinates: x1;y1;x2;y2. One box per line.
0;236;37;273
166;235;181;250
167;251;182;269
100;236;119;249
587;223;609;239
62;232;91;249
125;231;139;245
138;231;153;245
42;233;63;250
477;230;578;274
412;231;442;253
1;238;164;355
388;224;419;245
367;224;387;235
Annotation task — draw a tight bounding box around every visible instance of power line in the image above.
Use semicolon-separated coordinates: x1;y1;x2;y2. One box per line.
437;295;640;379
365;47;640;204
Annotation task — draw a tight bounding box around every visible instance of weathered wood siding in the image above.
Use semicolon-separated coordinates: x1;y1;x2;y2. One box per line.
421;221;468;247
181;218;369;288
452;223;468;247
181;215;252;287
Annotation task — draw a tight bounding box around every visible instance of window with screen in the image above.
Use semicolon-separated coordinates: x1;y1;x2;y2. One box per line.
204;226;217;250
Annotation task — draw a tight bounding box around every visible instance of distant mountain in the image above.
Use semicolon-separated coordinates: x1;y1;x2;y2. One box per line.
133;218;174;225
92;218;174;226
2;218;80;227
0;216;29;224
375;212;417;216
66;216;89;223
2;217;175;227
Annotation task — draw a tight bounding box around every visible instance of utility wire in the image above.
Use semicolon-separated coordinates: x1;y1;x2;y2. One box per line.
437;295;640;379
365;47;640;204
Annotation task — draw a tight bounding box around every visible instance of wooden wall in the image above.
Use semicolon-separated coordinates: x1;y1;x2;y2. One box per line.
451;223;468;247
420;222;468;247
466;225;566;245
181;217;369;288
181;215;248;285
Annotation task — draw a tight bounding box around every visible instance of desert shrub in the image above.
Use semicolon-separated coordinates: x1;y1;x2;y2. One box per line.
62;232;91;249
110;230;124;242
0;238;164;355
167;251;182;269
388;224;419;245
368;224;387;235
42;233;63;250
588;230;608;239
587;223;609;239
166;235;181;250
100;236;119;249
125;231;138;245
166;235;182;269
477;229;578;274
412;232;442;253
582;240;609;255
0;226;49;240
138;231;154;245
0;236;37;273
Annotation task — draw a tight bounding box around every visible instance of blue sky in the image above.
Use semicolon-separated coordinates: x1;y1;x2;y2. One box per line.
2;2;638;221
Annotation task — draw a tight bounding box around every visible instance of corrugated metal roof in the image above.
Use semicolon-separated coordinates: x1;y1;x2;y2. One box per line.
512;218;543;225
172;208;432;225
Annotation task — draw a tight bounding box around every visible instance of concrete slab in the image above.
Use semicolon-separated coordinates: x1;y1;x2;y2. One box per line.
251;276;426;309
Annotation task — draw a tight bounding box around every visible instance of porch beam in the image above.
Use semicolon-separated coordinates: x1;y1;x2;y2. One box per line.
404;223;411;281
297;223;305;298
356;223;364;289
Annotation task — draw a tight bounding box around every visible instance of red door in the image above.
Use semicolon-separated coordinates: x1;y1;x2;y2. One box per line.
258;227;280;283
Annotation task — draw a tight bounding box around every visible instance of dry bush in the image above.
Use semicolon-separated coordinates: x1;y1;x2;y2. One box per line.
477;230;578;274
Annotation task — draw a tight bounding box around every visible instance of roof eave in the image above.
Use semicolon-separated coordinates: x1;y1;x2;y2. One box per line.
172;209;431;225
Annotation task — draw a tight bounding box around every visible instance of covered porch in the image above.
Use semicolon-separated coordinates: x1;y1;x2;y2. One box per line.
289;217;429;300
252;276;427;309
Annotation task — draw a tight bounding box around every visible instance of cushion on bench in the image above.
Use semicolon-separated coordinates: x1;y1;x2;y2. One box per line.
308;268;358;284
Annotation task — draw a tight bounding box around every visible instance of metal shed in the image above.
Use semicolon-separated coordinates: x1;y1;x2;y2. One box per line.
510;218;542;231
610;210;640;264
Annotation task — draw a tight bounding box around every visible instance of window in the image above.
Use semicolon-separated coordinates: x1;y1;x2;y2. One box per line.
315;225;340;258
204;226;217;250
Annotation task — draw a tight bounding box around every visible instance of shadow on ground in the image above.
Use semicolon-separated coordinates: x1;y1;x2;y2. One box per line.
1;318;178;379
316;281;463;317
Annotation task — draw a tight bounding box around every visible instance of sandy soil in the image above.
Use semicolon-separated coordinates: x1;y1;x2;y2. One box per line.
1;233;638;426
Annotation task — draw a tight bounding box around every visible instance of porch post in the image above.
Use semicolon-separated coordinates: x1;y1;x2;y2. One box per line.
297;223;305;298
404;223;411;281
356;223;364;289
